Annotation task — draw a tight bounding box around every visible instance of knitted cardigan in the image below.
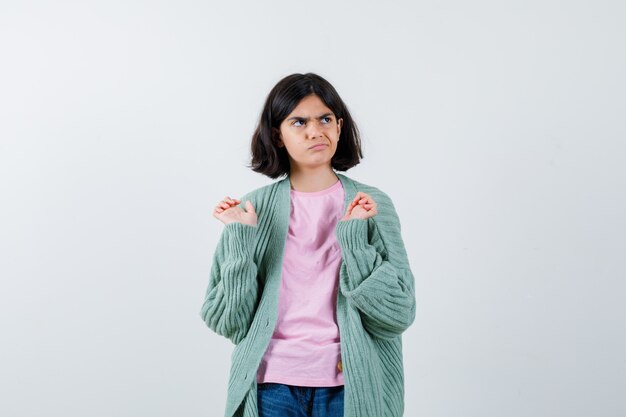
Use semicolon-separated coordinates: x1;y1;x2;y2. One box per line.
200;172;416;417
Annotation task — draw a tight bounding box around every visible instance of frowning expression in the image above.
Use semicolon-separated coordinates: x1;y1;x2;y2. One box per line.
275;94;343;171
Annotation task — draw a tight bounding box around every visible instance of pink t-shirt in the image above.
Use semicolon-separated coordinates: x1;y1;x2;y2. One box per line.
256;178;345;387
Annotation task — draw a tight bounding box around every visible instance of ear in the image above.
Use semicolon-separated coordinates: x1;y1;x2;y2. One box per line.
337;118;343;138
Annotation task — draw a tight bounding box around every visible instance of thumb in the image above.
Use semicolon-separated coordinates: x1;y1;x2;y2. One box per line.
245;200;256;213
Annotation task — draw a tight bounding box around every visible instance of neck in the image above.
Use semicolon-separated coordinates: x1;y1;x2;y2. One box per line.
289;166;339;192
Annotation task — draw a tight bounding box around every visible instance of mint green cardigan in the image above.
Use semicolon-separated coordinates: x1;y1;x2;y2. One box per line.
200;172;416;417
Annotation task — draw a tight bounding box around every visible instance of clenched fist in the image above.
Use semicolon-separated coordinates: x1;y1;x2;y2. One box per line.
340;191;378;221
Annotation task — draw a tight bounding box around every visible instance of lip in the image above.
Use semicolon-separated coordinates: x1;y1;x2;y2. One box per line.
309;143;328;150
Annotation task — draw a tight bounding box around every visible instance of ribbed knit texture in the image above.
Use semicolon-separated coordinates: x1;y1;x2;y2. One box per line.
200;172;416;417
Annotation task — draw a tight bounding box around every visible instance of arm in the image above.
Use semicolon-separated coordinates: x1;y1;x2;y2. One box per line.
334;195;416;340
199;221;259;345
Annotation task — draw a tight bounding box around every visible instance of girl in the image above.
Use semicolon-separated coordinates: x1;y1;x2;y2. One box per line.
200;73;416;417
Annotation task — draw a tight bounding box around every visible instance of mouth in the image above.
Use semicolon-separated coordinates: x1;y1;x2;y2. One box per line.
309;143;328;150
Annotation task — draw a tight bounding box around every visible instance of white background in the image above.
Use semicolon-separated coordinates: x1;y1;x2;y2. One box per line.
1;1;625;416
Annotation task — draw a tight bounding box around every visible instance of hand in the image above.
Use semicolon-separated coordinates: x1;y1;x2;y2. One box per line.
213;196;258;226
340;191;378;221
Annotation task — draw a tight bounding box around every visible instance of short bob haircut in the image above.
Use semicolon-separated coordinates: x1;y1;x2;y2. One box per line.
248;72;363;179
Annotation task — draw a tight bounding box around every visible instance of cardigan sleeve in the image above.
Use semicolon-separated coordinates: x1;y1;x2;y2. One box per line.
199;221;259;345
334;194;416;340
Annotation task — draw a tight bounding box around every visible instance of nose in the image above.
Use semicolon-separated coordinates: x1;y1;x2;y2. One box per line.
306;120;323;139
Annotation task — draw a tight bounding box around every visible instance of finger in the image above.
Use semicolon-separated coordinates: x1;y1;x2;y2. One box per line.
245;200;256;213
352;192;371;204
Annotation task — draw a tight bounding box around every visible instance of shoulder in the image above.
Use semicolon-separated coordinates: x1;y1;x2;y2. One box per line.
237;177;285;211
342;175;398;219
343;175;410;265
353;180;393;206
341;175;404;243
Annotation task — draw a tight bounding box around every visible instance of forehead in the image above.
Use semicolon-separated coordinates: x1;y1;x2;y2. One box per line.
288;94;333;116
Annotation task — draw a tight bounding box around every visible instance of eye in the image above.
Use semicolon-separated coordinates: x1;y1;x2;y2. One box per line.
322;116;332;124
293;120;305;127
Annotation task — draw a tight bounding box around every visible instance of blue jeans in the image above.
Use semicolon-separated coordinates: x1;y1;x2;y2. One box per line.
257;383;344;417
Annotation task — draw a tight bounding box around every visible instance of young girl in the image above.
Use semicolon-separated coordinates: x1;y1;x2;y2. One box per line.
200;73;416;417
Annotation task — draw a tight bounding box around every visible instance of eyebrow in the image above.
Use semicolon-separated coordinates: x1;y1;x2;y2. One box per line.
286;112;334;122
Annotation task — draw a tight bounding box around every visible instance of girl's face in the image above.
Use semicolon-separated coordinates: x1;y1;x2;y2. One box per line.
275;94;343;172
